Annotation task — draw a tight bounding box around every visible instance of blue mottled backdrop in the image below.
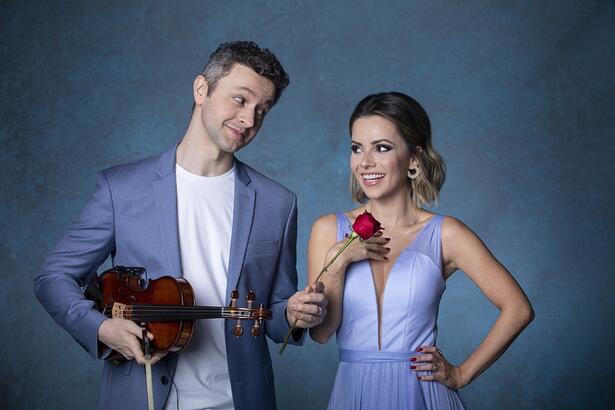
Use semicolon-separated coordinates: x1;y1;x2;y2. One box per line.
1;1;613;409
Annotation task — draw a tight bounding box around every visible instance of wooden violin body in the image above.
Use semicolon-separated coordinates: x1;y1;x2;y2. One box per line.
86;266;271;355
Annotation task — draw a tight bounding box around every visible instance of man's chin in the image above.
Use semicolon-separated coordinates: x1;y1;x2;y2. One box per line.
226;136;254;152
221;140;247;154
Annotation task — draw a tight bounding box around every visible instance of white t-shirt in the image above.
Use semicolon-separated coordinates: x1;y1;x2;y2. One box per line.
164;164;235;410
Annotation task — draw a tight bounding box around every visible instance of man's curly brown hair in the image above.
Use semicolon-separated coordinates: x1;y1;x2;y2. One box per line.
201;41;289;104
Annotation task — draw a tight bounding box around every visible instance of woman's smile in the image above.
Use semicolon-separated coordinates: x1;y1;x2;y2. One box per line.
361;173;386;186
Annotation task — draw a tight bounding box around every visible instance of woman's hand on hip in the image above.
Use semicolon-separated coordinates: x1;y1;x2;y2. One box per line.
411;345;467;390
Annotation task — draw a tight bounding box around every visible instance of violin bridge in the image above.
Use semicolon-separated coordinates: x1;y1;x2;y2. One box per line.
111;302;128;319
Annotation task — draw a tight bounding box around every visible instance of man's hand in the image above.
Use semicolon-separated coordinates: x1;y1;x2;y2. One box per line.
286;282;328;328
98;318;167;365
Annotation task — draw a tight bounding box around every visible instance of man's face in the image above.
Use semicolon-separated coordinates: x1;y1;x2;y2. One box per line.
197;64;276;154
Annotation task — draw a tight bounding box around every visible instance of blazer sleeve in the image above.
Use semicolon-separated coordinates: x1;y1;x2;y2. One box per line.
265;192;305;345
34;171;116;359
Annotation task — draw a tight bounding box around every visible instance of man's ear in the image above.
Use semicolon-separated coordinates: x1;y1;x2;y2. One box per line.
193;75;208;106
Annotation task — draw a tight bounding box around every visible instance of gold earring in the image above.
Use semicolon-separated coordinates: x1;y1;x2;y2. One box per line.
407;167;420;180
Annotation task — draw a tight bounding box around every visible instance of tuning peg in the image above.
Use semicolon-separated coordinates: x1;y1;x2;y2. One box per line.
230;289;239;308
251;319;261;337
234;320;243;337
246;290;255;309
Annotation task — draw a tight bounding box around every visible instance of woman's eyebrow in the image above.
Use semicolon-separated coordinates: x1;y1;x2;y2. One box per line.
371;138;395;145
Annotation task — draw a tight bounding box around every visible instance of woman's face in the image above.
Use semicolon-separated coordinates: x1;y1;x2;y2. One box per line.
350;115;414;201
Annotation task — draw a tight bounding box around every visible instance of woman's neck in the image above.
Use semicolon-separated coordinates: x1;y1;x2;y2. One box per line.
364;193;422;228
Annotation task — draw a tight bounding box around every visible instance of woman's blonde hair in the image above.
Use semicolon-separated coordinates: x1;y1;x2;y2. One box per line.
349;92;445;206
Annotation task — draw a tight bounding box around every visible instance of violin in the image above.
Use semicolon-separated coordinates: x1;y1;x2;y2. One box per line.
85;266;271;356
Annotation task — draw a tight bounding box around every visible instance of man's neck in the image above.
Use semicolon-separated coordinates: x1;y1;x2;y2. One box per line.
176;125;234;177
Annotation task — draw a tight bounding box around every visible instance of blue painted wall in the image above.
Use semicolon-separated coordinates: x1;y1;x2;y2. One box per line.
1;1;613;408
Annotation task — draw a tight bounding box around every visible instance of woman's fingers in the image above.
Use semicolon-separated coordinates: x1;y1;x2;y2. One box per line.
410;346;462;388
411;353;435;363
416;345;439;353
361;235;390;245
362;242;390;260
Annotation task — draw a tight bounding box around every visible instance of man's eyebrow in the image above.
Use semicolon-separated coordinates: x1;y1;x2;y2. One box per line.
236;86;273;107
236;86;256;96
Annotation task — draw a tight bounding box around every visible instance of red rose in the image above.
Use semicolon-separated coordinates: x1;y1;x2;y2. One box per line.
352;211;382;240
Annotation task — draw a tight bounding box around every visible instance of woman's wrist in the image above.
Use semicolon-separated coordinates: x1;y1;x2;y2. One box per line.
455;363;473;389
325;247;349;271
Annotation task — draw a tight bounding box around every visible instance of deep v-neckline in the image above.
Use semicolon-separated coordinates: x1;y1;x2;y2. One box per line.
344;213;437;350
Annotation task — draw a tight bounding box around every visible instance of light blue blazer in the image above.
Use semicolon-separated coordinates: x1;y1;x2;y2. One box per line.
34;144;303;410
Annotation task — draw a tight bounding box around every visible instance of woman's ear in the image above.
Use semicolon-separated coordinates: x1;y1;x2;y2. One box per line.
408;156;420;170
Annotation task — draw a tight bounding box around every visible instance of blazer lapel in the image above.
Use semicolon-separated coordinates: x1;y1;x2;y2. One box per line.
226;160;255;302
153;145;181;276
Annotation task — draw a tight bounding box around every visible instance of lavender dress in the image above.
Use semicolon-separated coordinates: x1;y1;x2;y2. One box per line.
327;213;465;410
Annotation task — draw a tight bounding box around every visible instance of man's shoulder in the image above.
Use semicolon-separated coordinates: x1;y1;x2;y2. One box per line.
238;161;295;199
101;146;174;184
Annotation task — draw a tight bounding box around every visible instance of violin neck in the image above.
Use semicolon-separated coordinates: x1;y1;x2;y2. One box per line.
105;303;256;322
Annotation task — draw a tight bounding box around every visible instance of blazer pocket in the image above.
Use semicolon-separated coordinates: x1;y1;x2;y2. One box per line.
245;240;279;256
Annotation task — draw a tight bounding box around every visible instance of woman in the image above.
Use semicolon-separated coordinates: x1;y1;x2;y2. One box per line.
308;92;534;409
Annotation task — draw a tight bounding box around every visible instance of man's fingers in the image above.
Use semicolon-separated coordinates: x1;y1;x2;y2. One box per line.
150;351;168;365
127;336;146;364
311;281;325;294
302;303;323;316
125;321;146;338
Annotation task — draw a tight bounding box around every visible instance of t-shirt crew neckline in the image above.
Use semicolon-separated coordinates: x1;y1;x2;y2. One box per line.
175;163;235;182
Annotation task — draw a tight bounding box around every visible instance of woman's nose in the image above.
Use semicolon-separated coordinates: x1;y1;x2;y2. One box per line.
360;152;375;168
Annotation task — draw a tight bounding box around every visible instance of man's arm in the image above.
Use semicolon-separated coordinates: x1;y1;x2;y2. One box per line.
34;171;115;359
265;192;303;344
265;193;327;344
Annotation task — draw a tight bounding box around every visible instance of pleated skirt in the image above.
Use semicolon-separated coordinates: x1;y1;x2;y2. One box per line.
327;360;466;410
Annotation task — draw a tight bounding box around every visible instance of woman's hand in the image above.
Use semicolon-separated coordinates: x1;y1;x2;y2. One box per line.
411;345;467;390
326;231;390;272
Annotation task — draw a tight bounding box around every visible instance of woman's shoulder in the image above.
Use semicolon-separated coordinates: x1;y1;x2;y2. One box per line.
439;215;479;244
312;213;338;230
311;207;363;237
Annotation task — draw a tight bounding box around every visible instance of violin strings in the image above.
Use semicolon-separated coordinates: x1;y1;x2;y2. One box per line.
102;305;266;320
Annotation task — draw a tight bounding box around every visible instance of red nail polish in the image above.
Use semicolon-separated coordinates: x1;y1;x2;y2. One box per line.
410;365;416;369
416;348;423;352
410;357;417;362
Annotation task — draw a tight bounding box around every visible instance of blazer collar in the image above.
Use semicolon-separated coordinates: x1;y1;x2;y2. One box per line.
226;158;255;301
153;141;255;294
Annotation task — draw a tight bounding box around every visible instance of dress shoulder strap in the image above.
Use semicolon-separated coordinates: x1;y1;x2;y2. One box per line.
335;212;352;242
410;214;445;271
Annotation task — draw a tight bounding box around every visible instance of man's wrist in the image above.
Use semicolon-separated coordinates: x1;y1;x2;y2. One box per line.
284;305;304;342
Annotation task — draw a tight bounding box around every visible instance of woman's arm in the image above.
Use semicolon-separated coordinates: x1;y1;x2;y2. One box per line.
308;214;389;344
423;216;534;388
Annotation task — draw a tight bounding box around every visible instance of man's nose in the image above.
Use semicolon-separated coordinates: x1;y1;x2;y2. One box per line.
238;107;255;128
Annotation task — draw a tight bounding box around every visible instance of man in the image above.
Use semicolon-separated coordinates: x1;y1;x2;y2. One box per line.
34;41;327;410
